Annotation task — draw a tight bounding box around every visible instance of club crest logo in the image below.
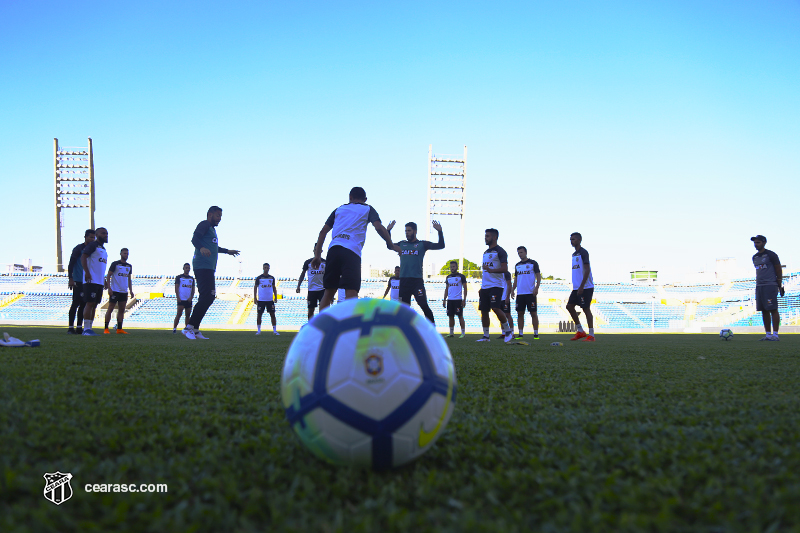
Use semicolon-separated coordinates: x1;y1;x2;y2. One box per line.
365;354;383;377
43;471;73;505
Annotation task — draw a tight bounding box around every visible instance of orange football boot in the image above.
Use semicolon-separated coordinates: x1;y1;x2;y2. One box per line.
103;328;110;334
116;329;129;334
569;331;587;340
583;335;595;342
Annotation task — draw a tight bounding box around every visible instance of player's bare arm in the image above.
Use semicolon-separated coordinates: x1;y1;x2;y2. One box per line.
374;221;401;253
534;272;541;296
442;283;447;307
486;262;508;274
81;254;91;283
776;262;784;296
253;280;258;303
511;273;518;299
200;247;211;257
273;284;278;303
578;266;591;295
383;281;391;299
128;266;134;299
296;265;307;293
175;279;181;299
312;225;332;268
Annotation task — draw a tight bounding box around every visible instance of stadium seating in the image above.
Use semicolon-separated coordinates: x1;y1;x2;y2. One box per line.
3;272;799;332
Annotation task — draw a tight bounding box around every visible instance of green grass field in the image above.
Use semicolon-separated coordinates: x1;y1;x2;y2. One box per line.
1;327;798;532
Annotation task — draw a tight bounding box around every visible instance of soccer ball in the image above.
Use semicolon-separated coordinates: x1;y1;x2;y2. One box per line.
281;298;456;469
720;329;734;341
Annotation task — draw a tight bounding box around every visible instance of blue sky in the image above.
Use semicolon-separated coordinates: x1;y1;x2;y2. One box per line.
1;0;798;283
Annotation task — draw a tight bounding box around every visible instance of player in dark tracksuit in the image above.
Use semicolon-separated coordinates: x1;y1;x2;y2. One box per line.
386;220;445;324
183;206;239;340
66;229;95;334
751;235;784;341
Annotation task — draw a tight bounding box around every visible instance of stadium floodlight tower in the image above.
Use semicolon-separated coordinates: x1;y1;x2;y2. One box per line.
54;137;95;272
427;145;467;276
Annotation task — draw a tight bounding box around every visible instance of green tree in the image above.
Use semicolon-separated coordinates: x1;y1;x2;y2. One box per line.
439;258;482;279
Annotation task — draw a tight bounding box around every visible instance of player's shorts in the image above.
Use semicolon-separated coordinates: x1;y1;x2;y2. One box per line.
478;287;504;311
500;299;511;314
516;293;538;313
177;300;193;309
82;283;104;304
755;285;779;311
307;289;324;309
72;282;83;305
567;288;594;309
323;245;361;291
446;300;464;317
257;300;275;313
109;291;128;303
399;278;427;304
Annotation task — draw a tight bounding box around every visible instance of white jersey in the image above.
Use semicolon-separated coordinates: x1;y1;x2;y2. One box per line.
388;278;400;301
107;261;131;293
256;275;276;302
571;248;594;290
81;241;108;284
324;203;381;257
175;274;195;301
302;258;325;292
446;273;467;300
481;245;509;290
514;259;540;295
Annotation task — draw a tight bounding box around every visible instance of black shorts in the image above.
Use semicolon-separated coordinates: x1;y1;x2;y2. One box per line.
399;278;427;304
516;294;538;313
756;285;779;311
323;246;361;291
501;299;511;314
446;300;464;317
109;291;128;303
567;288;594;309
307;289;324;308
478;287;504;311
72;282;84;305
257;300;275;313
82;283;104;304
177;300;193;309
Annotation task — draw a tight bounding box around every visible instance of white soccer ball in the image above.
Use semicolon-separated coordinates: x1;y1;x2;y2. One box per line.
281;298;456;469
720;328;734;341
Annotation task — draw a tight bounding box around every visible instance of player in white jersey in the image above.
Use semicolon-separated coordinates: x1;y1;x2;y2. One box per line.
254;263;279;335
311;187;397;310
296;246;326;321
336;287;347;304
103;248;134;334
443;261;468;338
382;266;401;302
511;246;541;339
477;228;514;343
79;227;109;336
566;232;595;341
173;263;195;333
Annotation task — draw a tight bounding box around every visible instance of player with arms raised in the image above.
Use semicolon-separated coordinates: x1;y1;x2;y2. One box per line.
443;260;468;338
477;228;514;343
296;246;326;321
311;187;396;310
511;246;541;339
103;247;134;334
255;263;279;335
173;263;195;333
386;220;444;324
79;227;109;336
